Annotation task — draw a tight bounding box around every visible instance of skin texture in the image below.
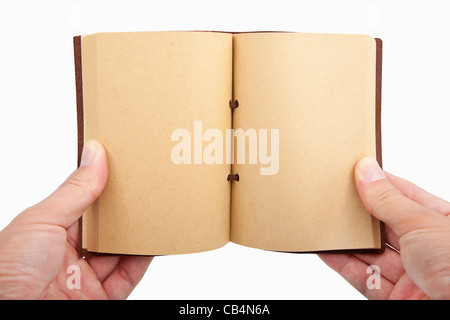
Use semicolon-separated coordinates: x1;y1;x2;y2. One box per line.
319;157;450;300
0;140;152;299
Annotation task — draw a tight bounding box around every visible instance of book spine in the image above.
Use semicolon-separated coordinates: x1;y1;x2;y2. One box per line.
228;100;239;182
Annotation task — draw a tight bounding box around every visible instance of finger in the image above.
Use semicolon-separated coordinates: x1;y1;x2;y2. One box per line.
385;225;400;252
87;255;122;283
66;222;79;248
386;172;450;216
102;256;153;300
17;140;108;229
354;157;444;238
354;247;404;284
318;253;393;299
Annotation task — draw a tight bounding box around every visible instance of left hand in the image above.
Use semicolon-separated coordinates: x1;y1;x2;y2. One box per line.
0;140;152;299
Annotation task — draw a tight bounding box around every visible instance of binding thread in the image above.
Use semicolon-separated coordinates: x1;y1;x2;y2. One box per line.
229;100;239;110
228;100;239;181
227;174;240;182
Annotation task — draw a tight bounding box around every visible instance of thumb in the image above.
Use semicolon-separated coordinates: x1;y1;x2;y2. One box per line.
18;140;108;229
354;157;441;238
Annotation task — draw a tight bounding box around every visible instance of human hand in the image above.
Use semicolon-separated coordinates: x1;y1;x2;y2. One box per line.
319;157;450;299
0;140;152;299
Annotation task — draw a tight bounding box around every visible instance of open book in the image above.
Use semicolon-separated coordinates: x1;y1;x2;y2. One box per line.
74;31;384;256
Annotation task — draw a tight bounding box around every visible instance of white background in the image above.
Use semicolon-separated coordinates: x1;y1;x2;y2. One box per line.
0;0;449;300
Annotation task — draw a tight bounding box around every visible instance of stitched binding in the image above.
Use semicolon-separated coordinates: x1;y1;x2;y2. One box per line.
227;174;239;182
229;100;239;110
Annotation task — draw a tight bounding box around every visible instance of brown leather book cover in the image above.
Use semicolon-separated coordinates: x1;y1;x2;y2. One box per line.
73;33;385;257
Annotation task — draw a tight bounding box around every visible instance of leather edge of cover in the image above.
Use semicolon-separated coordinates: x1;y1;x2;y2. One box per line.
74;36;91;258
375;38;383;170
375;37;385;255
74;36;83;168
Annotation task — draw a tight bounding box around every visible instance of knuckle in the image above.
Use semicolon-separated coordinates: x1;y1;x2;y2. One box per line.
62;169;99;202
371;187;404;213
118;264;138;288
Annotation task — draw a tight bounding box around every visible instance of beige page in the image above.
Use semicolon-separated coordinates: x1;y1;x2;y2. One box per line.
81;32;232;255
231;33;381;252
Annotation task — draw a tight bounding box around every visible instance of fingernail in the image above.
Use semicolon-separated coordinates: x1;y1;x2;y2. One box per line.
356;157;386;183
80;140;98;167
